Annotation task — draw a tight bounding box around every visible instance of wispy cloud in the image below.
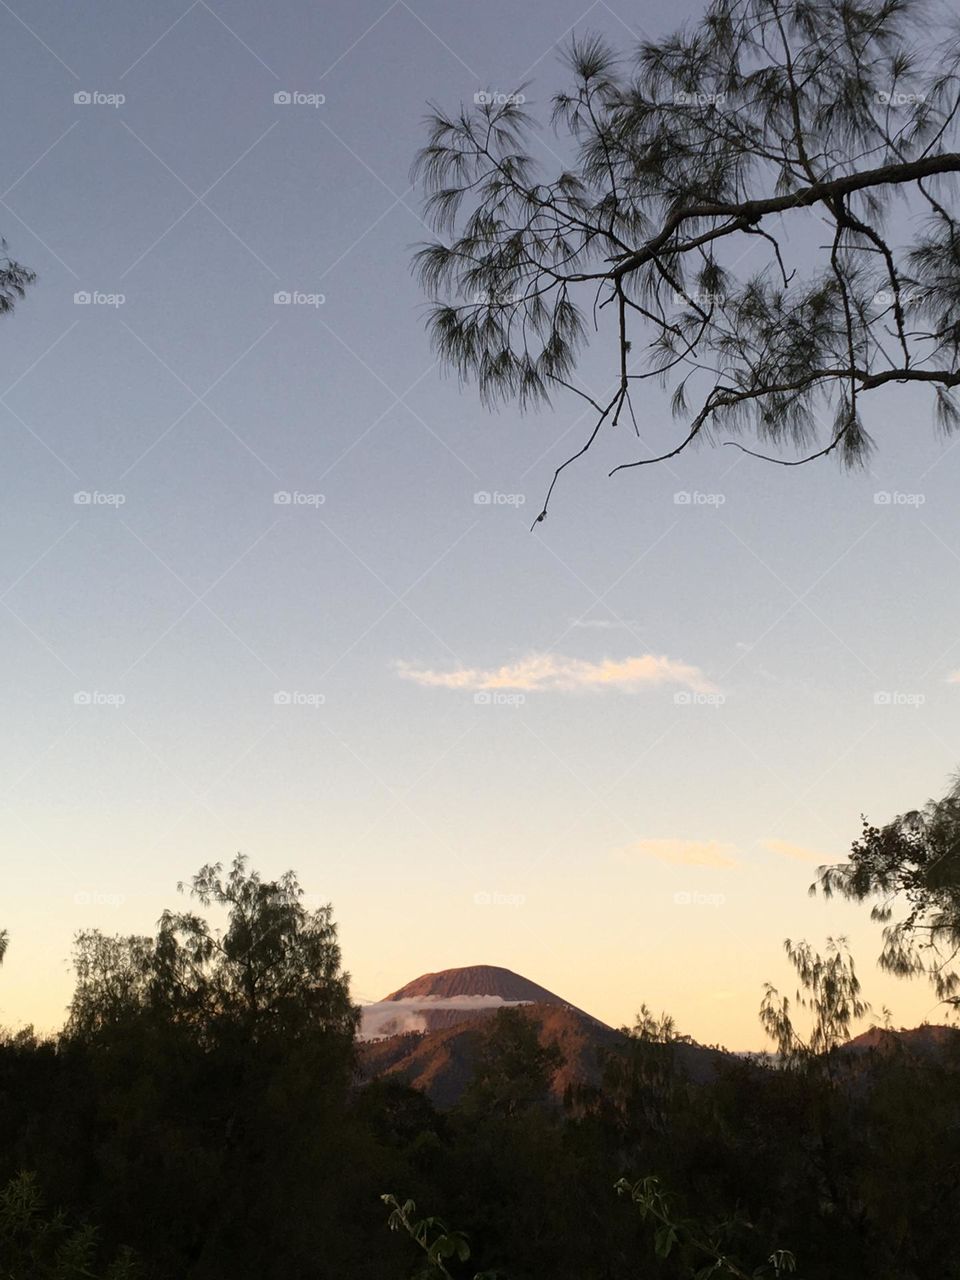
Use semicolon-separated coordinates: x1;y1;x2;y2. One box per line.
948;671;960;684
760;838;832;865
396;651;716;694
359;995;528;1040
570;618;646;632
615;838;740;869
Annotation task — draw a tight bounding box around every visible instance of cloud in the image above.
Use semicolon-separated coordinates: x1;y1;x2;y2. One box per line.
948;671;960;684
570;618;646;631
396;651;716;694
760;838;831;865
359;995;530;1041
615;838;740;869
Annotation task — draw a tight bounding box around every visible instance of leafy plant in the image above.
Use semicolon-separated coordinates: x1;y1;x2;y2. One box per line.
617;1175;797;1278
0;1172;139;1280
381;1195;501;1279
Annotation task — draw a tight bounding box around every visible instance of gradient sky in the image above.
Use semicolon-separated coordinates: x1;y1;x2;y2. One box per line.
1;0;958;1049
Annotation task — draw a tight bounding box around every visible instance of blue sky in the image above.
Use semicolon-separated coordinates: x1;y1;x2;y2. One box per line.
1;0;959;1047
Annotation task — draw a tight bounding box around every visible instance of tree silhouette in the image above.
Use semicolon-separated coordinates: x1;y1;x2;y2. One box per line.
413;0;960;518
462;1006;564;1118
0;241;33;318
67;854;358;1046
816;777;960;1005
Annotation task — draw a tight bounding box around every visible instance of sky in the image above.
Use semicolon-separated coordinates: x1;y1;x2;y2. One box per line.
0;0;959;1050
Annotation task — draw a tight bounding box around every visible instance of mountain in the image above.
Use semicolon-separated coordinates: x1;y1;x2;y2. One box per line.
362;963;605;1037
840;1023;960;1060
383;964;592;1008
357;965;730;1107
359;1001;624;1108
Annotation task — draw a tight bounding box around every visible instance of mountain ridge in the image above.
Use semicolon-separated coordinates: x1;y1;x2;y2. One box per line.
381;963;605;1025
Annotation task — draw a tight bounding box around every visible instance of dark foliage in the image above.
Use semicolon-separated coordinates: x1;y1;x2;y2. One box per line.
412;0;960;518
1;858;960;1277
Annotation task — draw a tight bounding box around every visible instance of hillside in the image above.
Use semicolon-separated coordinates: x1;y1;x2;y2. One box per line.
358;966;730;1106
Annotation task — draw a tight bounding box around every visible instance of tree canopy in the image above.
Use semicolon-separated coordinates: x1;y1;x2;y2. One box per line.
816;776;960;1004
0;241;33;319
413;0;960;518
66;854;358;1047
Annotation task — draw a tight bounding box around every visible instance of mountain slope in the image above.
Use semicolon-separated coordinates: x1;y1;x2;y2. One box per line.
383;964;586;1009
358;965;731;1107
363;964;607;1039
358;1002;624;1108
840;1024;960;1059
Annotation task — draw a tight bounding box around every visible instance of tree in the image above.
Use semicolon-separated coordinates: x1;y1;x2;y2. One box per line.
57;857;365;1279
64;932;153;1039
0;1173;138;1280
816;777;960;1004
67;854;359;1046
0;242;34;318
760;937;870;1060
382;1194;498;1279
413;0;960;519
617;1175;796;1278
462;1007;563;1118
628;1004;691;1046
